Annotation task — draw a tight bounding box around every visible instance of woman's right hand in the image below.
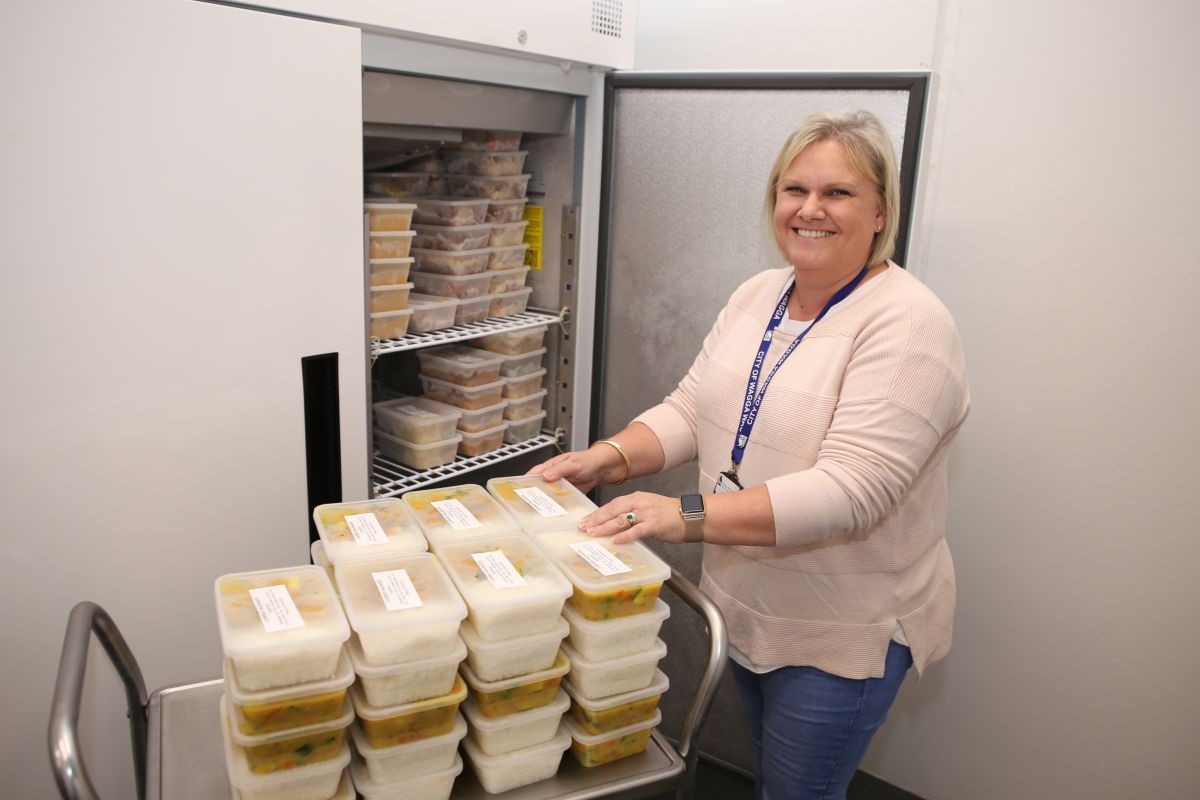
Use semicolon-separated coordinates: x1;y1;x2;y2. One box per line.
526;447;613;493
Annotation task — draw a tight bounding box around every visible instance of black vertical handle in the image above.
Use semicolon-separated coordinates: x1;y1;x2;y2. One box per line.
302;353;343;545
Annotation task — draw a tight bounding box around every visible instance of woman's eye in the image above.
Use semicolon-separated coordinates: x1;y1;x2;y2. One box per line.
783;185;806;195
827;188;850;197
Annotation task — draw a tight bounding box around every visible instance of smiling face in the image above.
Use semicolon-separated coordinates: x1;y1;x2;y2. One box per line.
772;139;885;280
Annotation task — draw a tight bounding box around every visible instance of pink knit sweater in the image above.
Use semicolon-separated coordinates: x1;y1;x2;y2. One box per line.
634;264;970;679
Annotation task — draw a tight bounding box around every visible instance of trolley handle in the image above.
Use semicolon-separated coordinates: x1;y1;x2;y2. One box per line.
49;601;149;800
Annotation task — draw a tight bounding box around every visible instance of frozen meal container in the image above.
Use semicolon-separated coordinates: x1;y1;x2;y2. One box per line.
561;639;667;700
459;616;568;682
462;688;569;756
369;283;413;313
417;345;503;386
350;749;462;800
369;257;413;287
453;130;523;152
374;428;460;470
215;566;350;691
565;709;661;768
364;202;416;232
365;172;430;198
457;422;506;457
373;396;461;445
411;247;490;276
370;309;412;340
416;396;505;434
426;174;448;196
504;389;547;421
419;374;505;411
368;230;416;259
313;499;426;565
349;713;466;784
411;222;492;252
409;269;492;300
407;293;458;333
454;294;492;326
444;149;529;177
412;197;488;226
402;483;519;546
397;152;444;172
224;649;355;737
461;648;570;719
222;703;351;800
434;533;572;640
310;540;333;584
224;694;353;775
534;529;671;621
350;674;467;748
565;668;668;736
487;476;597;535
562;599;671;662
504;411;547;444
460;723;571;794
446;173;532;201
487;264;531;293
347;633;466;706
490;286;533;317
488;220;529;247
334;552;467;666
502;368;547;400
470;324;548;356
486;198;527;224
497;347;545;378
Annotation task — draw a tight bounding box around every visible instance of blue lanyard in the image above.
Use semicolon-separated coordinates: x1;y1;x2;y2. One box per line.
729;266;869;472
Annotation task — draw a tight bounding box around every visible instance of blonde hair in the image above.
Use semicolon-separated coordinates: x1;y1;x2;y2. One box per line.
765;110;901;267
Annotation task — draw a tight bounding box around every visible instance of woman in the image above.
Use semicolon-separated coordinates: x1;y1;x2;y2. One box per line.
531;110;969;799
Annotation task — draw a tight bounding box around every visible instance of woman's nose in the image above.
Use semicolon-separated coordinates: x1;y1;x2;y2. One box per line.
797;193;824;219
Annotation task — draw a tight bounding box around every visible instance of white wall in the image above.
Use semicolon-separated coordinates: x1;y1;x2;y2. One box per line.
636;1;1200;798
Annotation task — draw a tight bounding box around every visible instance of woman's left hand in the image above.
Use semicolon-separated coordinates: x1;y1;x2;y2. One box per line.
579;491;685;545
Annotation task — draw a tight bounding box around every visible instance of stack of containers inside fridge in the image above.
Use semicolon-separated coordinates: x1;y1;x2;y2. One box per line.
372;394;463;471
214;565;354;800
414;346;508;458
467;324;550;444
363;190;418;342
311;500;470;799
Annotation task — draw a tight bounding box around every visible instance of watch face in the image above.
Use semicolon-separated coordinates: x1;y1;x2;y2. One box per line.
680;494;704;515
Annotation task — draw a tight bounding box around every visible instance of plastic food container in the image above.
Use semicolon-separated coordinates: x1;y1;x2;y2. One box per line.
224;649;355;737
434;533;572;640
453;130;523;152
535;529;671;621
215;567;350;691
364;202;416;232
402;484;518;546
409;269;492;300
460;723;571;794
486;198;527;224
459;616;568;681
460;649;570;719
446;174;532;201
369;283;413;313
371;309;412;340
411;247;491;276
488;220;529;247
463;689;569;756
495;347;545;378
457;422;506;457
347;633;466;706
350;749;462;800
487;263;530;292
397;152;444;173
487;476;596;535
374;428;460;470
426;174;448;196
562;599;671;662
412;396;505;434
504;411;547;444
504;389;547;421
470;325;548;356
334;552;466;666
502;368;546;400
369;230;416;259
373;396;461;445
565;709;661;767
490;286;533;317
369;258;413;287
411;223;492;252
565;668;668;735
222;702;351;800
419;374;506;411
412;197;488;226
444;149;528;177
407;293;458;333
349;713;466;784
350;674;468;748
224;694;353;774
417;345;503;386
454;294;492;326
310;540;333;584
365;172;430;198
561;639;667;700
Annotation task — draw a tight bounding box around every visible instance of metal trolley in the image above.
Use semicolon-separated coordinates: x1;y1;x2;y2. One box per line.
50;570;728;800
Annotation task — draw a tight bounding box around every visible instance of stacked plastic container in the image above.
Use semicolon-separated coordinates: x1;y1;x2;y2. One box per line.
468;324;550;444
407;346;507;460
363;199;417;341
372;395;463;471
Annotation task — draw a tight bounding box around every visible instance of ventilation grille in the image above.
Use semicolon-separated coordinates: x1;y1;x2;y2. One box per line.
591;0;623;38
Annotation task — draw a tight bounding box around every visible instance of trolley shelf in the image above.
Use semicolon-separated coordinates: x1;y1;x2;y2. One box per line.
372;310;561;357
373;434;558;495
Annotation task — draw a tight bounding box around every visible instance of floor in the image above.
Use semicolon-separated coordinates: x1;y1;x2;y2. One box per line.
646;756;923;799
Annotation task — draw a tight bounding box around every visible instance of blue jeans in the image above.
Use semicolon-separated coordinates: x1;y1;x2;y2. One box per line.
730;641;913;800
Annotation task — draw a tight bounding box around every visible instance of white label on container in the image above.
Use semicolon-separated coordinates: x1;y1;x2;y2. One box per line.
344;512;389;546
471;551;527;588
513;486;568;518
569;541;633;577
431;499;482;531
249;585;306;632
372;569;423;612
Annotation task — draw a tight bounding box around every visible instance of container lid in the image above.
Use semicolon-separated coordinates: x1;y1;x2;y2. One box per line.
457;293;494;309
369;282;414;293
227;693;354;748
459;649;570;694
410;269;493;284
374;427;462;452
488;198;527;206
446;173;533;182
412;222;493;234
493;286;534;299
374;395;462;429
506;367;547;384
563;668;670;713
350;751;463;795
364;201;417;210
368;230;416;238
489;264;532;276
311;539;330;570
417;345;503;371
506;389;548;408
561;598;671;637
366;171;427;177
434;533;572;614
459;616;568;655
532;529;671;594
350;673;467;719
312;499;427;565
369;257;415;265
214;566;349;658
223;647;355;707
349;713;466;761
408;292;458;310
458;421;508;442
403;483;520;542
491;220;530;230
345;632;466;679
334;552;467;636
221;697;351;791
486;476;597;535
370;308;413;320
412;246;493;259
460;722;571;768
461;688;569;732
416;197;490;208
419;374;508;399
561;638;668;672
563;708;662;746
419;396;507;420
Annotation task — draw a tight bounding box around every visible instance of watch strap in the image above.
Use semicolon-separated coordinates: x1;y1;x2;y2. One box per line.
679;494;705;543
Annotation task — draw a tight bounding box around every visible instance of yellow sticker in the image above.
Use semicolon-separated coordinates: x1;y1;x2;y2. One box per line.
523;204;544;270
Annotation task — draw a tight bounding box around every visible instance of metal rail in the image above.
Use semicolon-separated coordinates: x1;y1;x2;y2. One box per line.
373;433;558;495
371;310;562;357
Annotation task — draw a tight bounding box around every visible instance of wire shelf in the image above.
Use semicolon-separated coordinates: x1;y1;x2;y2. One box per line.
371;310;561;358
372;433;557;496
